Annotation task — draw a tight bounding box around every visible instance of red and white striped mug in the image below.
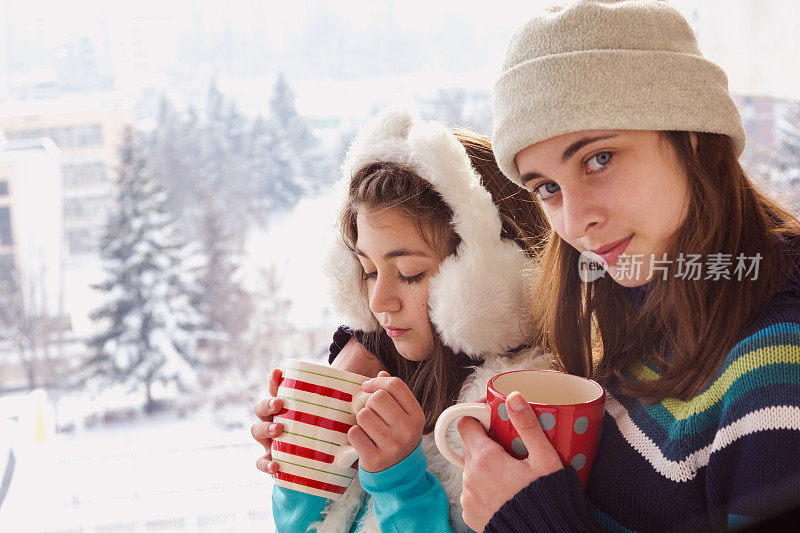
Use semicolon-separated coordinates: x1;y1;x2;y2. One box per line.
271;359;370;499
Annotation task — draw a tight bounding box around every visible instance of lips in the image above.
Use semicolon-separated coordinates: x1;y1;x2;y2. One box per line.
384;326;410;338
589;235;633;266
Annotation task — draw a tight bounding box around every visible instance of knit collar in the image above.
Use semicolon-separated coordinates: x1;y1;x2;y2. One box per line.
619;280;654;311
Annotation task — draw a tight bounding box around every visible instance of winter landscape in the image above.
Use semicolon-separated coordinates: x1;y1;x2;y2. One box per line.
1;1;799;532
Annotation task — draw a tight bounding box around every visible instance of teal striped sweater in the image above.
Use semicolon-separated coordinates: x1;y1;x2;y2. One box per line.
487;260;800;532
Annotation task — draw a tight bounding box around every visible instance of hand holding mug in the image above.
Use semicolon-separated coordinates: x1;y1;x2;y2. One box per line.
252;368;284;474
457;392;564;532
348;371;425;473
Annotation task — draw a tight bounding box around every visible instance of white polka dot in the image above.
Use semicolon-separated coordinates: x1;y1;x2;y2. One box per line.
511;437;528;456
574;416;589;434
498;403;509;421
571;453;587;471
538;412;556;431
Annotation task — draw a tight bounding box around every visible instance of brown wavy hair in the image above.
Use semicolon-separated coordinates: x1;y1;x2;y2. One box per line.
530;131;800;403
339;129;549;432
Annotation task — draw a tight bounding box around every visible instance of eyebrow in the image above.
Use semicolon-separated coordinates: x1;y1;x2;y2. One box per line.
355;248;430;260
519;134;618;185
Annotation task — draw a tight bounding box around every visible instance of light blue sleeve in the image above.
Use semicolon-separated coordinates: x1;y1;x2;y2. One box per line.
271;484;329;533
359;440;458;533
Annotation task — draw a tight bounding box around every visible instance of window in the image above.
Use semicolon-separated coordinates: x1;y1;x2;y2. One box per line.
0;207;12;246
5;124;104;149
64;196;109;221
0;181;7;196
62;162;107;187
0;253;15;285
67;229;96;254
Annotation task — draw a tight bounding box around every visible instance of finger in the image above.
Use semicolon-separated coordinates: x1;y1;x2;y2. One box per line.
256;454;280;474
364;389;405;426
348;424;378;456
506;391;553;455
268;368;283;397
251;421;283;443
355;407;391;445
362;376;419;416
254;397;283;421
457;416;501;453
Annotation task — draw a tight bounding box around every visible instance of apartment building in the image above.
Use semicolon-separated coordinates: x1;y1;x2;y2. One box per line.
0;131;63;390
0;94;134;337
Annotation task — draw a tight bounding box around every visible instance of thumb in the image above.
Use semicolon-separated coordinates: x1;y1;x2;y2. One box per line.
377;370;390;378
506;391;554;458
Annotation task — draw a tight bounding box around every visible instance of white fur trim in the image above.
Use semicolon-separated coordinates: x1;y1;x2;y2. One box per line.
325;107;537;356
323;242;381;332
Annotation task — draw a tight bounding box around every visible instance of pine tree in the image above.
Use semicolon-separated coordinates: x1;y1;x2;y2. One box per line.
776;99;800;180
195;190;254;372
248;115;304;211
148;97;205;228
269;73;328;191
88;128;208;413
774;99;800;212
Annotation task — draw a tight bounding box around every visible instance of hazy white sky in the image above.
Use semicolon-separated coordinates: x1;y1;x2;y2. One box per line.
5;0;800;100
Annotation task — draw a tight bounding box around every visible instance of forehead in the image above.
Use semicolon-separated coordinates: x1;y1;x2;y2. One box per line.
515;129;630;169
355;208;435;255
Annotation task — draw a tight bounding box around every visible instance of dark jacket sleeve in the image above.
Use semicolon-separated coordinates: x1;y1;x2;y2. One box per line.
485;467;596;533
327;325;397;375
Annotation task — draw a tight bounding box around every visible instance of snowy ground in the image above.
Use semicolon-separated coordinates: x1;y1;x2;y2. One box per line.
0;410;275;533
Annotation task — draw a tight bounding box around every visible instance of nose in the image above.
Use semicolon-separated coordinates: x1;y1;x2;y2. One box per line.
368;275;401;315
561;188;604;242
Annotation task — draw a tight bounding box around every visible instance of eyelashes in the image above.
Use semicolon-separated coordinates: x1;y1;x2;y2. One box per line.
528;150;614;203
361;271;425;284
399;273;424;284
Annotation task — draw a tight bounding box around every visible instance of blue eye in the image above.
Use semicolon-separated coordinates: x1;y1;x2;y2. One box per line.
586;151;612;172
533;181;561;202
362;271;376;281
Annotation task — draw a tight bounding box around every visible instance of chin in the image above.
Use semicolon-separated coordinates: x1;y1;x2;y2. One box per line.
393;342;431;362
608;269;653;287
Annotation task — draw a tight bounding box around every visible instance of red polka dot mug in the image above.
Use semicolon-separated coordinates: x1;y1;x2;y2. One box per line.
434;369;605;491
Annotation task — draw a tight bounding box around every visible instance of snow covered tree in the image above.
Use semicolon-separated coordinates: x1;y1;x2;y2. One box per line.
422;87;493;136
773;99;800;212
148;96;205;226
195;190;254;372
0;268;45;389
88;128;209;413
269;73;329;191
247;115;305;211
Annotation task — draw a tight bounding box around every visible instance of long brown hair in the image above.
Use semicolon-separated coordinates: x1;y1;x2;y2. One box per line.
339;130;548;432
532;131;800;403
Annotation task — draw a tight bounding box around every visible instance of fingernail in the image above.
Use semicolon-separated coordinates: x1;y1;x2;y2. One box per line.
268;423;277;433
508;393;527;412
268;398;276;410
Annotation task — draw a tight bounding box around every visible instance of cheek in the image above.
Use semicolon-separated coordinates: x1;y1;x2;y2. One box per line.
631;174;689;241
410;284;432;323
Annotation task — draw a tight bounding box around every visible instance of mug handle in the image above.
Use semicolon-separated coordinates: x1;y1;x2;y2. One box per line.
332;390;371;468
434;403;491;468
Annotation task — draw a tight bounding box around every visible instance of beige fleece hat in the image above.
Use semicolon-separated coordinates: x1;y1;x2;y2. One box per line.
492;0;747;187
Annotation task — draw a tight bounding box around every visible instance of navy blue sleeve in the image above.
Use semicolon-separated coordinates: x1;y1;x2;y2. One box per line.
485;467;595;533
327;325;398;375
328;325;355;364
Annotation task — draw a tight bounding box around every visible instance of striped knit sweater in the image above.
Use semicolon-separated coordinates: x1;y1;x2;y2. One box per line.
487;257;800;532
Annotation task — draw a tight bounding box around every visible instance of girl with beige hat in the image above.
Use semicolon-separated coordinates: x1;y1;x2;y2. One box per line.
457;0;800;531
